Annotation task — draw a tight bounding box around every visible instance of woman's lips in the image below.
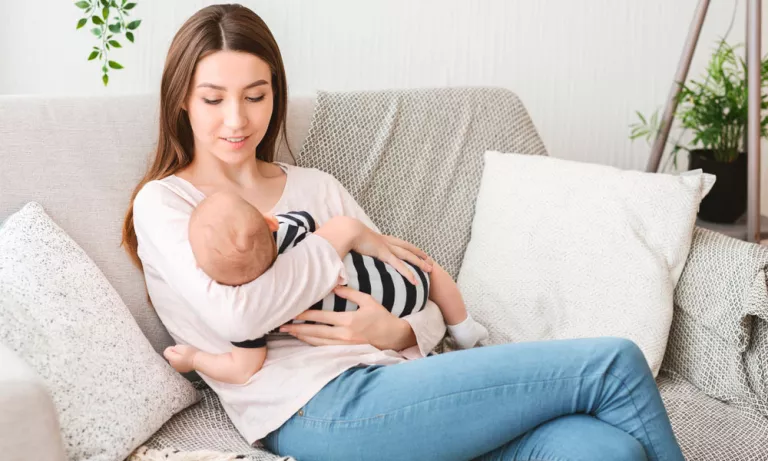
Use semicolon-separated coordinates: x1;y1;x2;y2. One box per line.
221;135;249;149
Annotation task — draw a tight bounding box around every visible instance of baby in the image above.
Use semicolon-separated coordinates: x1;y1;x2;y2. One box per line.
164;191;488;384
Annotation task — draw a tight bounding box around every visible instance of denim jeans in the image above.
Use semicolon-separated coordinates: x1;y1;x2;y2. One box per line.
262;337;684;461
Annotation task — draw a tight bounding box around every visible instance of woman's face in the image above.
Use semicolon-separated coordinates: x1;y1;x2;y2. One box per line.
185;50;274;166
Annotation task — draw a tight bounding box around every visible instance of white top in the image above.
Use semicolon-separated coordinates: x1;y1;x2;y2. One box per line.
132;163;447;445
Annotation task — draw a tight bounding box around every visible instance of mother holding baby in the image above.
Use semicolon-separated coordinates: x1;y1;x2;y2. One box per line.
121;4;684;460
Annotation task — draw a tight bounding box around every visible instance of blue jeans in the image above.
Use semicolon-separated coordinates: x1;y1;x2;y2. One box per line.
262;337;684;461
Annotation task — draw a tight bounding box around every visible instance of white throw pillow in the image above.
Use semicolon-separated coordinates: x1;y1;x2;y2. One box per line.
0;202;200;461
458;152;715;376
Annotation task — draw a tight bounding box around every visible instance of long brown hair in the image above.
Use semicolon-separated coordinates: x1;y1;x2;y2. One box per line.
122;4;290;269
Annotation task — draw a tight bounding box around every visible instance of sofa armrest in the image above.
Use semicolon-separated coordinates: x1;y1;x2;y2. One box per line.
662;226;768;411
0;343;66;461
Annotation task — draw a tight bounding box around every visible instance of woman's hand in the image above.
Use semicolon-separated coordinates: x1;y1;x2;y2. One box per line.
315;217;432;284
351;227;433;284
381;235;434;270
279;286;417;351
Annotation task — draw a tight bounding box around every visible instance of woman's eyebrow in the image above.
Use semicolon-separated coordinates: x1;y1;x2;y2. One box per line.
196;80;269;90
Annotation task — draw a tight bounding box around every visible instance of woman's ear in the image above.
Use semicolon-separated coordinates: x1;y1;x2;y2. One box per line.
264;214;279;232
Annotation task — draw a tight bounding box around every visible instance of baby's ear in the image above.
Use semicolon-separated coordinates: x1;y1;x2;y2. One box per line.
264;214;279;232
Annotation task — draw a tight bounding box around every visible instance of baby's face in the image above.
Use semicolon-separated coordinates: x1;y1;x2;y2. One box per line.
189;191;280;286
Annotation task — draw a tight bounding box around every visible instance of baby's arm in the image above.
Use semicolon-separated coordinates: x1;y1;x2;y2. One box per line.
164;344;267;384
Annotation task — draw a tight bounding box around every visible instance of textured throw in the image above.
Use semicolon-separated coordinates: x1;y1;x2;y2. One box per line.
140;381;295;461
660;227;768;459
296;88;548;279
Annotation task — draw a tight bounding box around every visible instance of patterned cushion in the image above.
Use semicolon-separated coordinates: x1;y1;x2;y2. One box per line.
0;202;200;461
296;88;548;279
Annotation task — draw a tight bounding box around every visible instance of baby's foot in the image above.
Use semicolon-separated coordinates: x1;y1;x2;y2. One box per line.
446;313;489;349
163;344;199;373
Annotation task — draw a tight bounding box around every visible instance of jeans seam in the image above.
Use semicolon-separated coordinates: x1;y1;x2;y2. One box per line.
298;373;589;424
605;370;661;461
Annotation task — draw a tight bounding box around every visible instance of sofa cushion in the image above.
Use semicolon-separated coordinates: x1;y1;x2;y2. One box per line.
457;152;715;376
296;88;548;279
0;202;200;461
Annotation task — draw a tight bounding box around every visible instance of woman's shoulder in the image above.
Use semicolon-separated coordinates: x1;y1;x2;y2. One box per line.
133;177;197;219
279;162;343;188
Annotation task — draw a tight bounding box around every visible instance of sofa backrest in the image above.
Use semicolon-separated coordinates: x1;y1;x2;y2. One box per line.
0;94;316;353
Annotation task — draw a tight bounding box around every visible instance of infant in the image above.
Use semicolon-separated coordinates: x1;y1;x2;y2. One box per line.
163;191;488;384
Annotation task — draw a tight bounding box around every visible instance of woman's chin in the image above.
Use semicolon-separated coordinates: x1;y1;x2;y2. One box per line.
214;145;256;163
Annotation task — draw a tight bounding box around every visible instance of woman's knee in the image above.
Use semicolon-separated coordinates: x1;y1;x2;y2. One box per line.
611;435;649;461
594;337;649;373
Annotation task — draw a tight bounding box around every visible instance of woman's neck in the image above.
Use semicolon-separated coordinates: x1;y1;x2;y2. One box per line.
183;153;274;190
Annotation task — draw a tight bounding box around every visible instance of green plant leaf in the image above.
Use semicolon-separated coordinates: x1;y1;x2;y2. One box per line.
100;0;109;6
92;15;104;25
108;40;122;48
75;1;90;9
108;23;121;33
91;27;102;37
76;18;88;29
102;6;109;19
126;31;134;42
103;74;109;86
124;2;136;9
108;60;124;69
88;51;99;60
126;19;141;30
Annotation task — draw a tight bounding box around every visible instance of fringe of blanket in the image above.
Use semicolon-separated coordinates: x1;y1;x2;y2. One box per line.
128;446;249;461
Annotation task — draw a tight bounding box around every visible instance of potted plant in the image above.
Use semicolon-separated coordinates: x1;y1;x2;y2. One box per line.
630;41;768;223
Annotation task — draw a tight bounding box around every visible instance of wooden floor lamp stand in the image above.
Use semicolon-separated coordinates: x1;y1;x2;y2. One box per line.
646;0;764;243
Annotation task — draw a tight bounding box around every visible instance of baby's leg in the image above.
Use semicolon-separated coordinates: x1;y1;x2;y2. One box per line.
428;263;488;349
189;344;267;384
427;263;468;325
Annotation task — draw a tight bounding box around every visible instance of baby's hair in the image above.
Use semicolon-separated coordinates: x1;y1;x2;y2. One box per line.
189;191;277;286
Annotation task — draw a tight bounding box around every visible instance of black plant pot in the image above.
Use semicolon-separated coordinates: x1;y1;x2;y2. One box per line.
688;149;747;224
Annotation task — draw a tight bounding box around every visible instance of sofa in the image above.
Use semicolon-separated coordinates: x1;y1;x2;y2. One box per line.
1;89;768;461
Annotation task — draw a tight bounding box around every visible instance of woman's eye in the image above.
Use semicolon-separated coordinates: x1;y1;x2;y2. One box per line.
246;96;265;103
202;98;222;105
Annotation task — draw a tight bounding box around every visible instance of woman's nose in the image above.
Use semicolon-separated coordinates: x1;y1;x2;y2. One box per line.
223;99;248;130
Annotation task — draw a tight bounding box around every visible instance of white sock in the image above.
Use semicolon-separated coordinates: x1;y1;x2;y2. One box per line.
446;312;489;349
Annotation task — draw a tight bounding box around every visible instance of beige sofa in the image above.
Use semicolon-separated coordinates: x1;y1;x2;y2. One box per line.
1;90;768;460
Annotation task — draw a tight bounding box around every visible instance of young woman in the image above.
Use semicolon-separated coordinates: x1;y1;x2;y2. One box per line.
122;5;684;460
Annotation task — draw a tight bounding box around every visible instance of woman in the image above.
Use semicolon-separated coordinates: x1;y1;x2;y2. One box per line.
122;4;684;460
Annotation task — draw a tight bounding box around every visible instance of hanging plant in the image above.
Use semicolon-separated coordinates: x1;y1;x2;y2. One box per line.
74;0;141;86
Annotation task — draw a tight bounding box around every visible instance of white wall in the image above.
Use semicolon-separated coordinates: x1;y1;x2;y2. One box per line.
2;0;767;210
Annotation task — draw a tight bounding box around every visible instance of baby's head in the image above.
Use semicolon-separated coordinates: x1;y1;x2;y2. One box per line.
188;191;279;286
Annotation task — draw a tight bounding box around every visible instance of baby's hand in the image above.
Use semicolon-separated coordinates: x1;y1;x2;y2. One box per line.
163;344;198;373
